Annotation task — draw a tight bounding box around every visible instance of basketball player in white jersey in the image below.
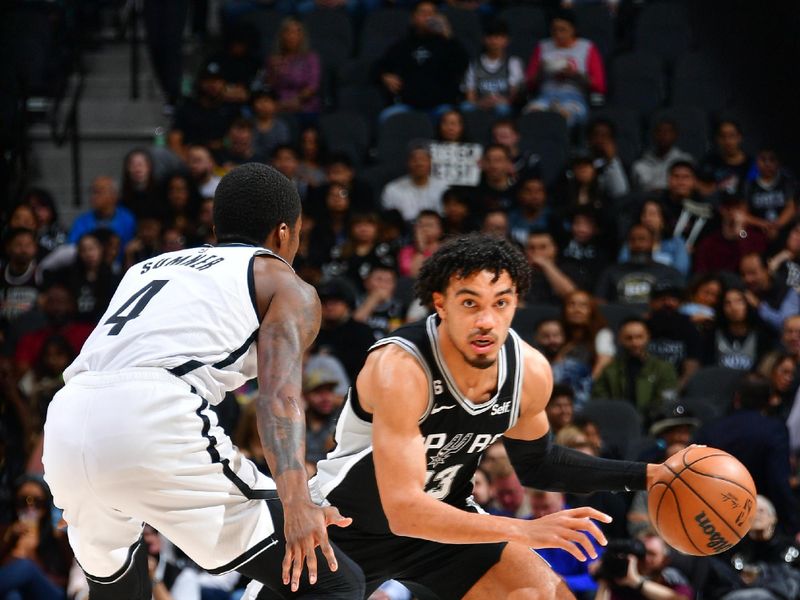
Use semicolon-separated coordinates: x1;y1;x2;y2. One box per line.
42;164;364;599
299;235;669;599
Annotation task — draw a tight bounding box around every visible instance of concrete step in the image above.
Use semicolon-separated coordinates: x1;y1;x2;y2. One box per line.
82;73;163;101
78;99;168;137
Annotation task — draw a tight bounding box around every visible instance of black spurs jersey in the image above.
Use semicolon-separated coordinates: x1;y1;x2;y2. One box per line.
310;314;524;535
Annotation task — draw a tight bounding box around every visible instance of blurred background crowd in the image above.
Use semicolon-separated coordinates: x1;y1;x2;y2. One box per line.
1;0;799;599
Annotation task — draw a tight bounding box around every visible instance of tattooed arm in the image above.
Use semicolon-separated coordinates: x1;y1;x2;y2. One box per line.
254;259;351;591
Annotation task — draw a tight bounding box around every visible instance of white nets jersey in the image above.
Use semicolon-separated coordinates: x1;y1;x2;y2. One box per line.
65;244;286;403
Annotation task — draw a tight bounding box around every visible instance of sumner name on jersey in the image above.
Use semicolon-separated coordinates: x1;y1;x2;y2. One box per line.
311;314;524;535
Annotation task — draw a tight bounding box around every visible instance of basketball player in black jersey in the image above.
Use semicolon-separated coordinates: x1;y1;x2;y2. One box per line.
304;234;671;600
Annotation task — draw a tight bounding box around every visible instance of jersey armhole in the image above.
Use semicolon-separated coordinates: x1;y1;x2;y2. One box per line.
367;337;435;424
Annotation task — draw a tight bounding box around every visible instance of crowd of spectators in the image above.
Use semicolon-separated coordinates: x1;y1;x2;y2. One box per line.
2;1;800;599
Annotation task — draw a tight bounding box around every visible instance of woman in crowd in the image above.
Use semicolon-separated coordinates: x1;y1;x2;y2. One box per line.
120;148;159;219
561;290;615;379
618;200;690;276
162;173;202;238
308;182;352;270
397;210;444;279
264;17;321;122
523;9;606;127
0;476;72;598
767;353;798;420
706;287;774;371
55;233;120;324
21;189;67;260
17;335;73;431
436;109;468;144
297;126;328;188
680;273;723;325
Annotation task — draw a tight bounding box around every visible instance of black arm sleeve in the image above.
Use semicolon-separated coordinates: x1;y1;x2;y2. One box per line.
503;432;647;494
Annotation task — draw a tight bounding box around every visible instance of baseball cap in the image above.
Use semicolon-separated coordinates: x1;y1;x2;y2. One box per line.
649;403;700;437
304;354;349;395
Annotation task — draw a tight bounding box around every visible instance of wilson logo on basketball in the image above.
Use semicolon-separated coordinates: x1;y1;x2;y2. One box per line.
694;512;733;552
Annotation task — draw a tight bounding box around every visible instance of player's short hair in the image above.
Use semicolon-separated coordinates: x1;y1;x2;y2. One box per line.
414;233;530;306
213;163;300;245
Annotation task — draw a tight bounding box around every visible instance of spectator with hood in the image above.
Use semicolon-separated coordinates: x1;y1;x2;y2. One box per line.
376;1;469;121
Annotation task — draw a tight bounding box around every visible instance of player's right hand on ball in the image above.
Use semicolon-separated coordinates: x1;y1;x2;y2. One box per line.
282;501;353;591
520;507;611;562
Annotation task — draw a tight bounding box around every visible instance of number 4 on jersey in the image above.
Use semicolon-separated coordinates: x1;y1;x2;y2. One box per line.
104;280;168;335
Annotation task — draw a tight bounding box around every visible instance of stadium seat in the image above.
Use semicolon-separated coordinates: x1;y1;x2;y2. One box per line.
375;111;434;165
319;111;370;166
647;106;710;162
633;2;693;64
304;9;353;67
337;84;385;130
462;109;495;146
499;5;548;64
682;367;744;415
337;57;374;86
589;106;642;167
672;52;730;114
574;4;615;59
610;53;666;115
678;396;721;427
359;7;411;61
360;163;406;199
511;305;560;344
517;111;569;186
579;399;643;460
599;302;647;333
440;6;483;58
239;9;282;59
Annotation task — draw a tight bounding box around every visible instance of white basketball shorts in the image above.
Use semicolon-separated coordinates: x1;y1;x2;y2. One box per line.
43;368;278;581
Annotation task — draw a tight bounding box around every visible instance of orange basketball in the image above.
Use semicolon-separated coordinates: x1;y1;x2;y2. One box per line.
647;445;757;556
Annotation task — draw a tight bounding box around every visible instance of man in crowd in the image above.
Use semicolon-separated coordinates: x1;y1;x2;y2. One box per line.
381;145;449;223
593;317;679;424
740;252;800;334
694;194;768;274
186;146;222;200
523;231;578;305
376;1;468;120
595;224;683;305
68;177;136;251
632;118;693;192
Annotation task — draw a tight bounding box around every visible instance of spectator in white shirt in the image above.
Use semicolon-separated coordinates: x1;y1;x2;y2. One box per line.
632;118;693;192
381;145;449;223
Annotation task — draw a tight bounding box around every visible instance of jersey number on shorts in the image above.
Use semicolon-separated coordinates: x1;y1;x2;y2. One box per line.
104;280;169;335
424;465;462;500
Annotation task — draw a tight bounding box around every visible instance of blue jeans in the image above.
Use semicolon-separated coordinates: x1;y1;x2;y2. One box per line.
378;103;454;124
0;559;65;600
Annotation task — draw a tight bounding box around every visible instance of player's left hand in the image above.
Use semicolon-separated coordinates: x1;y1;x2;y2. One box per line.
282;501;352;591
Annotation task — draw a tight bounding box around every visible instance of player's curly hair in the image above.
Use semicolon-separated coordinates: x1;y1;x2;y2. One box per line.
214;163;300;245
414;233;530;306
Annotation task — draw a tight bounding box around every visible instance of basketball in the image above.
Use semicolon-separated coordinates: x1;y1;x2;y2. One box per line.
648;445;757;556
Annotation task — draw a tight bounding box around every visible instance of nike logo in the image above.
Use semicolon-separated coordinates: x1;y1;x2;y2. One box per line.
431;404;457;414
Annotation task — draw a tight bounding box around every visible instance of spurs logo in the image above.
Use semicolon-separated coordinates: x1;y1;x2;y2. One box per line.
428;433;473;468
